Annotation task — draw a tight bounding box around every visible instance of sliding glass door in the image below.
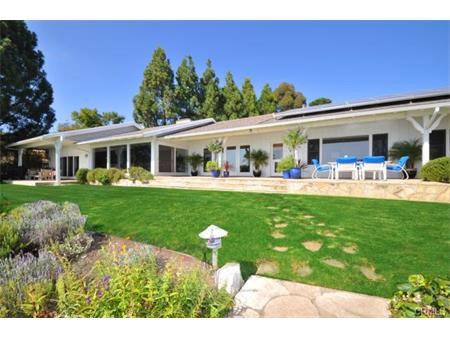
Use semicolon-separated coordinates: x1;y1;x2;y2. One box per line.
60;156;79;177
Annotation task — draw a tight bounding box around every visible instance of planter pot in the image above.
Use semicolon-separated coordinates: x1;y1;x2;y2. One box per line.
223;171;230;177
191;170;198;176
282;170;291;179
289;168;302;179
253;170;262;177
210;170;220;178
406;168;417;179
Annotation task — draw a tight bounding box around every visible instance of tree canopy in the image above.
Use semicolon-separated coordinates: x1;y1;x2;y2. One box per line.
273;82;306;112
199;60;223;120
58;108;125;131
242;78;258;117
309;97;332;106
175;56;201;120
222;72;243;120
257;83;277;114
133;47;175;127
0;20;55;144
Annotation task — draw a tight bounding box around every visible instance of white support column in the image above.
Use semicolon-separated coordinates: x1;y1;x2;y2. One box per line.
368;134;373;156
126;144;131;170
106;146;110;169
422;131;430;165
150;138;158;175
17;148;24;167
54;137;63;185
319;138;323;163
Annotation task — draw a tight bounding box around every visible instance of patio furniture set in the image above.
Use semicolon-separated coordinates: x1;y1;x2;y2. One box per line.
25;168;56;181
311;156;410;180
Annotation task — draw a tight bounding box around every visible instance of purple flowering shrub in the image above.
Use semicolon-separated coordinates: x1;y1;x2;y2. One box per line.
5;200;87;251
51;232;94;260
0;251;62;317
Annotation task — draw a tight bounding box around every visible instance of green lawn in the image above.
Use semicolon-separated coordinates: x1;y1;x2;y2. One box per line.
1;184;449;298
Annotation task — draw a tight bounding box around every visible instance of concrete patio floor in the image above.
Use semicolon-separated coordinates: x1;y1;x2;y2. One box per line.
232;275;390;318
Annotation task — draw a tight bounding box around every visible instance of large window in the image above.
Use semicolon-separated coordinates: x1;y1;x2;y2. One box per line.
94;148;107;168
239;145;250;173
176;148;188;173
131;143;151;171
430;129;446;160
60;156;79;177
203;148;211;171
307;139;320;164
226;146;237;172
322;136;369;163
372;134;388;158
110;145;127;169
159;145;174;172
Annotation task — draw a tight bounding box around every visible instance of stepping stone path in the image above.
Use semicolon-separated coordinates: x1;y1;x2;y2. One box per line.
303;215;315;219
360;264;384;281
318;230;337;237
322;258;346;269
271;230;286;239
302;240;323;252
233;275;390;318
266;206;278;210
292;261;313;277
257;260;279;275
342;244;358;254
273;216;283;223
282;208;290;212
274;223;288;228
273;246;289;252
316;223;326;226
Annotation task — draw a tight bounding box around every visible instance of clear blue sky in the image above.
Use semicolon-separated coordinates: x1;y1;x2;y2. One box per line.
26;21;449;128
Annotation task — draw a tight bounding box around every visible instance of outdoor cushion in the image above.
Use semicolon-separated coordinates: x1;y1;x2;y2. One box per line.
363;156;385;163
387;164;402;171
336;156;357;164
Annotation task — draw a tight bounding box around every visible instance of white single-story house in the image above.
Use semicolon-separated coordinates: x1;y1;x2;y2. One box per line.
8;88;450;183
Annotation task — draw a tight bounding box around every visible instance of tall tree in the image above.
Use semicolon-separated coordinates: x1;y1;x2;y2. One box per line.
199;59;223;121
175;56;200;120
273;82;306;112
133;47;175;127
258;83;277;114
309;97;332;106
101;111;125;125
222;72;243;120
241;78;258;117
0;21;55;144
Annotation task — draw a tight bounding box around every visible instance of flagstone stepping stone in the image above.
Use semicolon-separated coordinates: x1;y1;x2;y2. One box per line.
303;215;314;219
360;264;384;281
302;240;323;252
317;230;337;237
273;246;289;252
292;261;313;277
316;223;325;226
263;295;319;317
271;230;286;239
282;208;290;212
327;243;337;249
342;244;358;254
266;206;278;210
322;258;346;269
273;216;283;222
256;260;280;275
274;223;288;228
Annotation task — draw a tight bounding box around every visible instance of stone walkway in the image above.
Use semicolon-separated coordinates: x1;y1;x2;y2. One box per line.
232;275;390;318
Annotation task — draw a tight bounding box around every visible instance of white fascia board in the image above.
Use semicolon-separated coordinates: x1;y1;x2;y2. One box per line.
165;101;450;140
43;122;142;139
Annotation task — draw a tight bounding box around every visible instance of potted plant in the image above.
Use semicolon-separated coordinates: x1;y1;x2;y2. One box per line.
206;160;220;177
389;138;422;179
207;139;224;162
223;161;231;177
283;128;308;179
247;149;269;177
276;155;296;179
187;153;203;176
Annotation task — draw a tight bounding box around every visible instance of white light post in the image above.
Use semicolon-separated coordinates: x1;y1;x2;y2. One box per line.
199;225;228;269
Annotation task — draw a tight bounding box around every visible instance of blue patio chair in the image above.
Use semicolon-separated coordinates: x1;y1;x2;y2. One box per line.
387;156;410;179
361;156;386;180
311;159;333;179
335;156;358;180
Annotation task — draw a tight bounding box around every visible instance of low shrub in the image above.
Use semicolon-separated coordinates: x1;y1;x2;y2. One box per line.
205;161;219;172
86;168;125;185
420;157;450;183
86;169;96;183
108;168;125;183
276;155;296;172
390;274;450;318
94;168;111;185
56;246;233;318
128;166;153;183
4;200;87;251
0;251;61;317
75;168;89;184
0;216;22;258
50;232;94;261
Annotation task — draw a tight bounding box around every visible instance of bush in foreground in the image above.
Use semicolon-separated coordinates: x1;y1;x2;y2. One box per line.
390;274;449;318
56;246;233;318
420;157;450;183
75;168;89;184
128;166;153;183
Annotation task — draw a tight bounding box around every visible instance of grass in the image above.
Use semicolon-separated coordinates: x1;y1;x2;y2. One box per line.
1;183;449;298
